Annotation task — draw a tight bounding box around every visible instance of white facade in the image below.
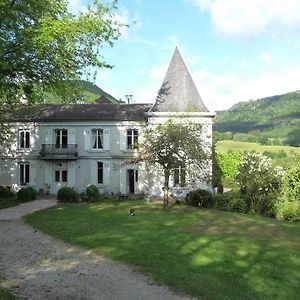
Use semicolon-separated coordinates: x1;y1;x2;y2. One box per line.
0;48;215;195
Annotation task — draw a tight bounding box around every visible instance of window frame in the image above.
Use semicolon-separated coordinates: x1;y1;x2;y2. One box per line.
127;129;139;149
97;161;104;184
91;129;104;150
19;162;30;185
18;130;30;149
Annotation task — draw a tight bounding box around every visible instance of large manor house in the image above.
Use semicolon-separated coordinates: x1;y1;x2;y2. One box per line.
0;48;215;195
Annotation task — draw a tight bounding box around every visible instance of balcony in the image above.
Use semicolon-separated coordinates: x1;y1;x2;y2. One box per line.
40;144;78;160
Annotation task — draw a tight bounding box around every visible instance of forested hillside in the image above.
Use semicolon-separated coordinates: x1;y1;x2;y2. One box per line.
214;91;300;146
45;80;119;104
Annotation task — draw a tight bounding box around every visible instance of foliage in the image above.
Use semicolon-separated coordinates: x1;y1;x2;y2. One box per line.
236;152;284;216
85;184;100;202
276;201;299;222
0;0;123;143
26;186;38;200
214;191;248;214
0;186;14;198
212;142;223;188
217;152;242;179
214;91;300;146
26;200;300;300
282;157;300;203
128;119;210;209
0;197;19;209
57;187;78;203
17;187;32;202
185;189;214;208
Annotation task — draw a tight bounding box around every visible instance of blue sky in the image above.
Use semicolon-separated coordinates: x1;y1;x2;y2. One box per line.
69;0;300;111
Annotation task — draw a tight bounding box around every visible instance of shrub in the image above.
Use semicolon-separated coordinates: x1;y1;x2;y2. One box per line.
276;201;299;222
85;184;100;202
17;188;32;202
236;152;284;216
0;186;14;198
57;187;78;203
185;189;214;208
214;191;248;214
26;187;38;200
282;159;300;203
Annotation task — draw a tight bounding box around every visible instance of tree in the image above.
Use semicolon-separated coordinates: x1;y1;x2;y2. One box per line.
0;0;123;143
128;119;211;209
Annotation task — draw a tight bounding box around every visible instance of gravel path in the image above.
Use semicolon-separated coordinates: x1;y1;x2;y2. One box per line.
0;200;196;300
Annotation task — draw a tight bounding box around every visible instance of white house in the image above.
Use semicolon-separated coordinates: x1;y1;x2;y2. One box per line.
0;48;215;195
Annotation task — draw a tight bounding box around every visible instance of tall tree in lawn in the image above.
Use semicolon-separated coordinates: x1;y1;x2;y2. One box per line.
0;0;123;144
129;120;210;209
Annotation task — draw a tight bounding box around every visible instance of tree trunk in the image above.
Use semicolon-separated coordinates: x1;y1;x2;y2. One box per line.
163;169;170;209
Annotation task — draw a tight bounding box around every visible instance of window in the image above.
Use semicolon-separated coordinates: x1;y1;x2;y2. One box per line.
62;170;67;182
19;162;30;185
92;129;103;149
55;170;68;182
19;130;30;149
127;129;138;149
173;165;186;187
55;129;68;148
97;161;103;184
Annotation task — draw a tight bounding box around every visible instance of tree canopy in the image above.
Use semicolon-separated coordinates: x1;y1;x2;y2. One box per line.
0;0;123;143
129;119;211;208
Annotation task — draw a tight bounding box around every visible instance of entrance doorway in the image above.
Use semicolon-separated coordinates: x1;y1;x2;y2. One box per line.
127;169;139;194
53;162;68;193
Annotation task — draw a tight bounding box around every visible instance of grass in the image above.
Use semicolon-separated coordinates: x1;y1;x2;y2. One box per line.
216;140;300;155
25;200;300;300
0;198;20;210
0;276;17;300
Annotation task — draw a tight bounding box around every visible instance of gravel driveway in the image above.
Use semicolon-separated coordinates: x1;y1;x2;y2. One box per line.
0;200;196;300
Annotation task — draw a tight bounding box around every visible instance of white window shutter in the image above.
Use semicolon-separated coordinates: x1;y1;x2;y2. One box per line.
30;128;36;150
103;162;110;185
90;160;97;184
120;129;127;150
84;129;90;151
68;129;76;144
103;129;110;150
30;161;36;186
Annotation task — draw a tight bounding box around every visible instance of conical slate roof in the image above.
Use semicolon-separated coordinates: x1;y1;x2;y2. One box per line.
150;47;208;112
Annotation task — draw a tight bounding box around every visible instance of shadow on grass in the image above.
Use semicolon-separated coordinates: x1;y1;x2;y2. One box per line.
25;200;300;300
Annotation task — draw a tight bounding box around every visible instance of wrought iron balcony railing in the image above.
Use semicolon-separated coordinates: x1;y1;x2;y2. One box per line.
40;144;78;159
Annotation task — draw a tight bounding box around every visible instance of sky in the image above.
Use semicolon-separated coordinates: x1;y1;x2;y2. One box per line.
68;0;300;111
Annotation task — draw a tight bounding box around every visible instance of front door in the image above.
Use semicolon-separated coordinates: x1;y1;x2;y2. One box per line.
128;169;135;194
53;162;68;193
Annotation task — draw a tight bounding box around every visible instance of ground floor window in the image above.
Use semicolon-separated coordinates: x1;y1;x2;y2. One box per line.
97;161;103;184
19;162;30;185
55;170;67;182
173;166;186;187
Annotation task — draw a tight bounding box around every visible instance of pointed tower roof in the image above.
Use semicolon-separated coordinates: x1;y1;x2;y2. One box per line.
150;47;209;113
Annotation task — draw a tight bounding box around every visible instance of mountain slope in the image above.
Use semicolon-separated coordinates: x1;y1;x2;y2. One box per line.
45;80;119;104
214;91;300;146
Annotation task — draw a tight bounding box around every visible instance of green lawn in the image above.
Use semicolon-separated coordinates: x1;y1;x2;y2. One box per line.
0;276;17;300
25;200;300;300
0;198;20;210
217;140;300;155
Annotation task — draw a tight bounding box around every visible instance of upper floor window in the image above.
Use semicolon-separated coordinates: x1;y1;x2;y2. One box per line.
92;129;103;149
54;129;68;148
19;130;30;149
127;129;138;149
97;161;103;184
19;162;30;185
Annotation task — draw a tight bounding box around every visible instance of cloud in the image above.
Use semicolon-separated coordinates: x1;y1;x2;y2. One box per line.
67;0;86;14
260;52;272;63
188;0;300;37
191;65;300;111
114;7;130;40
